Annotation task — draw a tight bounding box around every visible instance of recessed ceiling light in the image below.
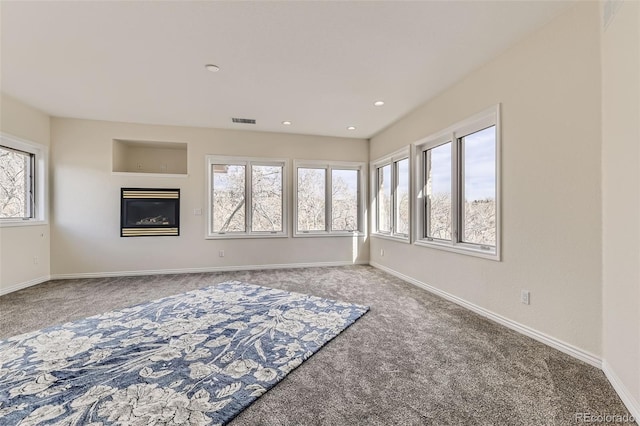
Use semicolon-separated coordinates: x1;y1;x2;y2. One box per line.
347;126;357;131
205;64;220;73
373;100;385;107
282;121;292;126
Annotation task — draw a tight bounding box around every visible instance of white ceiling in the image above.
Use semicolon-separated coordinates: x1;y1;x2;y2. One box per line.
1;1;575;139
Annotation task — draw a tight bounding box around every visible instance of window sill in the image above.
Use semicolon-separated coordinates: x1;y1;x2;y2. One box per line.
0;219;48;228
414;239;500;261
206;233;288;240
371;233;410;244
293;231;365;238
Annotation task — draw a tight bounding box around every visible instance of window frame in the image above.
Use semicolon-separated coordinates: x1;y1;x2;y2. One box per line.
206;155;288;239
414;105;501;260
0;132;48;227
370;147;411;242
293;159;366;237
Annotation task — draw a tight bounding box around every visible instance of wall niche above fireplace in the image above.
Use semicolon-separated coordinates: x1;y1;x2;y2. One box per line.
112;139;187;176
121;188;180;237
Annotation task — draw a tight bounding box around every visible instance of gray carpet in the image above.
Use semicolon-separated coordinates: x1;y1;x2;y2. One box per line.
0;266;633;425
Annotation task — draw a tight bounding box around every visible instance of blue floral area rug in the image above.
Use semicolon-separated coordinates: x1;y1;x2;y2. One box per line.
0;282;369;425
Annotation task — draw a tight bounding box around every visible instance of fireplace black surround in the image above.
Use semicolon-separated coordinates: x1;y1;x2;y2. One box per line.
120;188;180;237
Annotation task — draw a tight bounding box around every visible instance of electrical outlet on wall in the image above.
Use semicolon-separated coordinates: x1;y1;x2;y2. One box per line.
219;250;225;258
521;290;530;305
380;249;385;257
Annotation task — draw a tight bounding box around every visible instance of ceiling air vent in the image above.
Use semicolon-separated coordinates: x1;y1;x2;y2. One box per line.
232;118;256;124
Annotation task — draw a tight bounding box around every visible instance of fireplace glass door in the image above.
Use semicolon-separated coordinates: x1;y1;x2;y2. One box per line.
121;188;180;237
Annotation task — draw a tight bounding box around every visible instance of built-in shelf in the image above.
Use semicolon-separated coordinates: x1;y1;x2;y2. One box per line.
112;172;189;178
112;139;188;175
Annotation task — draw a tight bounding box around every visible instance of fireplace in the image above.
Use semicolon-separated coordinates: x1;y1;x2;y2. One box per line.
120;188;180;237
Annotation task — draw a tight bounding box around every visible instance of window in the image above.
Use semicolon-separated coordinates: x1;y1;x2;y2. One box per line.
371;148;410;240
206;156;286;238
0;133;47;226
297;168;326;232
294;160;365;236
212;164;246;233
332;169;359;232
252;165;284;232
395;158;410;235
377;164;392;233
0;146;34;219
425;142;452;241
415;106;500;259
461;127;496;246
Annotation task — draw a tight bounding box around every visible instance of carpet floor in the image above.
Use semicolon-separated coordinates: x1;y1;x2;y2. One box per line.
0;265;633;425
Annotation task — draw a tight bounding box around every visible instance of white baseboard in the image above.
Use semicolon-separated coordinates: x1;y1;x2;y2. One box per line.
369;261;602;369
50;260;369;280
0;275;51;296
603;361;640;420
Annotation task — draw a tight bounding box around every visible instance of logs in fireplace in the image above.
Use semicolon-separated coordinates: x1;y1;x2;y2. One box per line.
120;188;180;237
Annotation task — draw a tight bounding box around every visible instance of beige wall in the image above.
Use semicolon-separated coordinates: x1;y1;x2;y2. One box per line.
0;93;51;294
369;3;603;356
50;118;369;276
601;0;640;415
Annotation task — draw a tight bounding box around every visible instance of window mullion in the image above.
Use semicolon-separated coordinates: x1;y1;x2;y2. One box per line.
280;164;285;234
424;150;431;240
293;166;299;234
326;167;332;232
458;137;466;245
374;167;379;233
451;133;460;245
376;167;383;234
356;169;361;232
29;154;35;218
23;154;30;218
391;161;397;235
390;164;395;234
246;163;252;234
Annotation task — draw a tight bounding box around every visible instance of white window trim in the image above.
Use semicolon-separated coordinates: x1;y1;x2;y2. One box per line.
205;155;288;239
293;159;366;237
413;104;501;261
370;146;411;243
0;132;48;227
